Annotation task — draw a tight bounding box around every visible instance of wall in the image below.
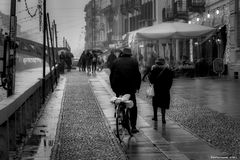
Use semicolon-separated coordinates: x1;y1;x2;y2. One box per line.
228;0;240;78
154;0;168;24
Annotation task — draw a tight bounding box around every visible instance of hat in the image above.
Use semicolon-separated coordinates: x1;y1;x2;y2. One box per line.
122;47;132;56
155;58;165;65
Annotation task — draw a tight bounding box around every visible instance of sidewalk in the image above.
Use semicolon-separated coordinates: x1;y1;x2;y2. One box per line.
18;69;232;160
89;76;168;160
90;70;232;160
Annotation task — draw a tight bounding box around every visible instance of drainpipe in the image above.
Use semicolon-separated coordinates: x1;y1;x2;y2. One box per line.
235;0;239;50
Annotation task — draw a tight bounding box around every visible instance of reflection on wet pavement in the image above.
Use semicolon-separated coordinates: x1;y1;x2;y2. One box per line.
172;78;240;119
19;77;65;160
95;71;235;160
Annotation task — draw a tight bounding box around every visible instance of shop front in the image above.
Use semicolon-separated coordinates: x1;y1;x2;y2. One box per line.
128;22;216;78
189;2;230;77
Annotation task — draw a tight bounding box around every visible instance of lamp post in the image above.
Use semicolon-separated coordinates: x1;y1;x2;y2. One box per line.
42;0;46;103
7;0;17;96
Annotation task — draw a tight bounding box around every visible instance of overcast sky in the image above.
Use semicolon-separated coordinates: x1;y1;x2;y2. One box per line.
0;0;90;57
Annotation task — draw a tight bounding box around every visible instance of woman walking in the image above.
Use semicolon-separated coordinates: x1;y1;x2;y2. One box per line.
148;58;173;124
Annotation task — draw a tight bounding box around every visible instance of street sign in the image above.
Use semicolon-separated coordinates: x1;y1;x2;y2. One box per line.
213;58;224;74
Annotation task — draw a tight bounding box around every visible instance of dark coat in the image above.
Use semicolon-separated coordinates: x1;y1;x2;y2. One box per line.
110;54;141;95
149;65;173;109
92;52;98;63
85;51;93;67
107;52;117;68
78;52;86;67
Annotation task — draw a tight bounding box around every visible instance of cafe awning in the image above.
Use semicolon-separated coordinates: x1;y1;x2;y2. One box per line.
134;22;217;41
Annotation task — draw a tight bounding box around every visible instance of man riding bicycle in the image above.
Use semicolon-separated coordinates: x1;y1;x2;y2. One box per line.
109;48;141;134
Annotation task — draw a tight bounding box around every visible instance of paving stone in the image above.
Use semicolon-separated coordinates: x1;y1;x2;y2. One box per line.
54;72;127;160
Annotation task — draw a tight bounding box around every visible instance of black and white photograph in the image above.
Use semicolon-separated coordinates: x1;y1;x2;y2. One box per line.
0;0;240;159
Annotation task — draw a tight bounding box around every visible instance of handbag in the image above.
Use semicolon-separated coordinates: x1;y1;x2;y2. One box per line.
146;84;154;98
146;67;166;98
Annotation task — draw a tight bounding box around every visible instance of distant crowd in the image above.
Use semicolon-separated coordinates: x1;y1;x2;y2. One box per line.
59;51;74;73
78;49;104;75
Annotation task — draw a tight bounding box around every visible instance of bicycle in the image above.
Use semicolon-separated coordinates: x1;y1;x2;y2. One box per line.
110;94;133;142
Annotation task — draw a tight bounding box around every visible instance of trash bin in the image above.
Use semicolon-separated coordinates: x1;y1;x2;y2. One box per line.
234;72;238;79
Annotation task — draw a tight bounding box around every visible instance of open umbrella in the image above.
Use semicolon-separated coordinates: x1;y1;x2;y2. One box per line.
134;22;217;40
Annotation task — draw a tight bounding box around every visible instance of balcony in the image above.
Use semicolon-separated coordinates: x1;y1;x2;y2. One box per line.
120;4;128;15
162;7;188;22
188;0;205;13
120;0;137;15
162;8;174;22
140;1;154;21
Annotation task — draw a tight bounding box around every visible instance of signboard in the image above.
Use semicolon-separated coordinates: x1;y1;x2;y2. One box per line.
213;58;224;74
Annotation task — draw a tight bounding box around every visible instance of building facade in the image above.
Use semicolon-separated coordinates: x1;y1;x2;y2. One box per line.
188;0;240;77
0;11;21;36
84;0;240;78
84;0;113;50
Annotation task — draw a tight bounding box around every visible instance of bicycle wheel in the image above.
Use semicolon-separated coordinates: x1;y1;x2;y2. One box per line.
116;111;126;141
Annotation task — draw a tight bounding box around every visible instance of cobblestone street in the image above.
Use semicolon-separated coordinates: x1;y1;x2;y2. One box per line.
52;71;126;160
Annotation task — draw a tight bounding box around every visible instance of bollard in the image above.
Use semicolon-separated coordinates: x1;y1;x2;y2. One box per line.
234;72;238;79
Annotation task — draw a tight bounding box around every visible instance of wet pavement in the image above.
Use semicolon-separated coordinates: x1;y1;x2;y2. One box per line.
17;69;239;160
90;77;169;160
19;75;65;160
171;78;240;119
90;71;233;160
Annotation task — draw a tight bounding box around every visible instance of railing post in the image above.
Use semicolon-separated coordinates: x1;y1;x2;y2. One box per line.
31;95;37;123
0;121;9;160
9;114;16;151
15;108;22;146
21;103;27;137
25;100;32;129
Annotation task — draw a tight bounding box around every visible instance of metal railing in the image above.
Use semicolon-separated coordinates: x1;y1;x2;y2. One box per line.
0;66;59;160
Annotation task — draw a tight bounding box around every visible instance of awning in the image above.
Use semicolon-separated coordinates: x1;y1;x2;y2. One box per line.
134;22;217;41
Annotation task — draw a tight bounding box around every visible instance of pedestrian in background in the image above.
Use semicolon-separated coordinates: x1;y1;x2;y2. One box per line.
148;58;173;124
78;50;86;72
59;51;66;74
85;50;93;74
97;56;104;71
110;48;141;133
91;50;98;74
107;50;117;69
65;52;73;72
